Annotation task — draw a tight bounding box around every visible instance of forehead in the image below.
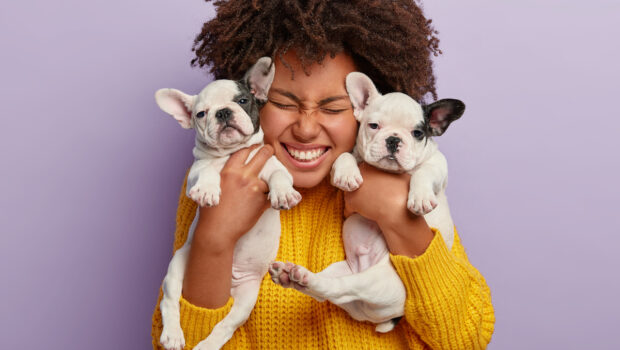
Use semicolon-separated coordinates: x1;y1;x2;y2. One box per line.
197;80;242;104
367;93;424;126
270;51;355;103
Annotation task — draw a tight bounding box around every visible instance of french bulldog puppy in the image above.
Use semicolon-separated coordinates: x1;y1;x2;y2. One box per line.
269;72;464;332
155;57;301;350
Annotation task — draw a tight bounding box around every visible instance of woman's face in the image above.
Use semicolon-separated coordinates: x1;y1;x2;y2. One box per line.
260;51;358;188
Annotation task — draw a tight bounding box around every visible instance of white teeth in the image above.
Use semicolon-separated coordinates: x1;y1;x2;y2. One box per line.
287;147;326;162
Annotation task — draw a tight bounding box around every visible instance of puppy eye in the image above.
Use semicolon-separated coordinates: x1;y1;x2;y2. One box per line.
368;123;379;129
238;98;248;105
196;111;205;118
412;130;424;138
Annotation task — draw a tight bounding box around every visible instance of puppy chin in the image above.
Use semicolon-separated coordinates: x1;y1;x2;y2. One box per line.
364;151;416;174
369;158;405;174
217;128;248;146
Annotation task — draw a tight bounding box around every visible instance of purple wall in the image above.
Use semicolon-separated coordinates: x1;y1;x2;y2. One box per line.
1;1;618;349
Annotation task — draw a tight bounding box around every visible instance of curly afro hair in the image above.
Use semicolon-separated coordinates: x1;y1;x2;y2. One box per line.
191;0;441;101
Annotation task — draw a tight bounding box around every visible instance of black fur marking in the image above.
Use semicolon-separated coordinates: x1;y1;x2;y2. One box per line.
414;121;428;140
234;80;261;133
422;99;465;137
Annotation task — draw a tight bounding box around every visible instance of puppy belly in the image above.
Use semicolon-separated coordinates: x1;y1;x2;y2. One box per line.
338;215;405;323
232;208;281;282
342;214;389;273
336;259;405;323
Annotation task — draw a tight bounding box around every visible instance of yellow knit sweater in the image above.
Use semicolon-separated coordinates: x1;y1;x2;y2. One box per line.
152;173;495;349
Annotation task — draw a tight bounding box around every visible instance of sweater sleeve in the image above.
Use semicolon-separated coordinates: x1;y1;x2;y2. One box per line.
389;228;495;350
151;170;235;349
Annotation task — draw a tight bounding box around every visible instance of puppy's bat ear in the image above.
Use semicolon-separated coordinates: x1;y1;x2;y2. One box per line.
423;99;465;136
346;72;381;121
154;88;196;129
244;57;275;102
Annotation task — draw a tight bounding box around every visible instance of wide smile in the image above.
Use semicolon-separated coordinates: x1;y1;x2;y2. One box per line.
281;143;330;169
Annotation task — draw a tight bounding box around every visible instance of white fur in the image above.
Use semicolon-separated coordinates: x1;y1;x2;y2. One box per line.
270;72;458;332
156;58;302;350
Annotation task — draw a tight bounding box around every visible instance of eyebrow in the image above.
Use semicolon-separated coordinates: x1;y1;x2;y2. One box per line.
271;88;350;106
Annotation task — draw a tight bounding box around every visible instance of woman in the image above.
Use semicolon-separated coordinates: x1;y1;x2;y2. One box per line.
152;1;495;349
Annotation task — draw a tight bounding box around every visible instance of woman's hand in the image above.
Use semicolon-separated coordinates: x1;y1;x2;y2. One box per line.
193;144;274;249
343;162;434;257
183;144;274;308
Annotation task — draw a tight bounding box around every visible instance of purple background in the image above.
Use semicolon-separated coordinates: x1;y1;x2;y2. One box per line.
1;1;618;349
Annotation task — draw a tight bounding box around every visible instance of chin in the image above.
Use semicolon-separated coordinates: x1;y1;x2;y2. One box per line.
291;172;329;188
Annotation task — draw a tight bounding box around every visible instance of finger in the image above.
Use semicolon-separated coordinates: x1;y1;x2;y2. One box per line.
255;179;269;195
343;191;356;218
225;144;262;168
245;145;275;175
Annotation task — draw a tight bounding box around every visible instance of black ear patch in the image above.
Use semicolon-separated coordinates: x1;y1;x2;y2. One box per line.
235;80;261;133
423;99;465;137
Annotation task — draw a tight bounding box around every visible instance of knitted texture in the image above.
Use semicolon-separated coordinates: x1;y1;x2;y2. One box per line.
152;172;495;349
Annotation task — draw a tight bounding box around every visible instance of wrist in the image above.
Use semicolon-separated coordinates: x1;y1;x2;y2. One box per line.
379;209;434;257
192;218;238;254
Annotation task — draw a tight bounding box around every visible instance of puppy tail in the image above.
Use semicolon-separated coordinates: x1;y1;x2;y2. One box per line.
375;316;402;333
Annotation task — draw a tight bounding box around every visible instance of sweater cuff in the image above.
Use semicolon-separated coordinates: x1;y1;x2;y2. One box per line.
179;295;234;346
390;228;461;301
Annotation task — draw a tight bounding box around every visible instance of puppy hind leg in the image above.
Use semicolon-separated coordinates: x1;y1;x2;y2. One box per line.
375;317;402;333
315;260;353;279
194;279;262;350
286;264;364;305
293;262;399;306
273;261;353;302
160;245;191;350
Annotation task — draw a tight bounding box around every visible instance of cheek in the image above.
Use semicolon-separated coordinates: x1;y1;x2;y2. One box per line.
259;106;286;144
328;114;358;150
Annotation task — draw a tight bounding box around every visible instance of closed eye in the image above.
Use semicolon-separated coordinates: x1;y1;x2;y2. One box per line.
268;99;297;110
321;108;348;115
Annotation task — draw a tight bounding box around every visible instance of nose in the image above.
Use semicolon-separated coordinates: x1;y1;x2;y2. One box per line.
292;112;321;142
386;136;401;154
215;108;232;122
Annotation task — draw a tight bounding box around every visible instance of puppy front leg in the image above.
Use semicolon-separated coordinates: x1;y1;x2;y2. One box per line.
187;159;223;207
407;151;449;215
194;279;262;350
258;156;301;209
331;152;363;191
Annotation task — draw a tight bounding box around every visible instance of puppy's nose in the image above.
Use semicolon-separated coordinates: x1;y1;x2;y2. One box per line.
386;136;401;154
215;108;232;122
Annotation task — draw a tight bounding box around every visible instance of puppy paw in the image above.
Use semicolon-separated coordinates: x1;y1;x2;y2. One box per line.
188;182;221;207
160;324;185;350
268;185;301;210
407;189;438;215
331;166;363;192
269;261;293;287
288;264;313;287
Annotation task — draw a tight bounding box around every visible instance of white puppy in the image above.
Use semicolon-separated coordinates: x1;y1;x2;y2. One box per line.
269;72;464;332
155;57;301;350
